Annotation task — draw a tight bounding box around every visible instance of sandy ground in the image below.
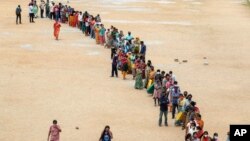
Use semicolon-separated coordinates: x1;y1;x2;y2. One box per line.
1;0;250;141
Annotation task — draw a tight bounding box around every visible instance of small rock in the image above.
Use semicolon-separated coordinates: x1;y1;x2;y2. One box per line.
182;60;188;63
204;62;209;65
203;57;207;59
174;59;179;62
75;127;79;130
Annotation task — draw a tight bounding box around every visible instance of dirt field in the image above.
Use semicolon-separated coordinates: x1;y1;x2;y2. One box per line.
1;0;250;141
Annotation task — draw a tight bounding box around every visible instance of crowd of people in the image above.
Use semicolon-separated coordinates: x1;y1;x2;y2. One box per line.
18;0;232;141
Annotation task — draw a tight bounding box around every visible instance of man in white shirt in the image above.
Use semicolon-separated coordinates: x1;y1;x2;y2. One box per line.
39;0;45;18
78;11;83;29
49;2;55;20
29;3;35;23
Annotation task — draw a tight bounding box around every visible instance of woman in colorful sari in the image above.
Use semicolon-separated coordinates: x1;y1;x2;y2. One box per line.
129;53;136;79
153;80;162;106
134;67;143;89
99;24;106;45
133;37;140;54
81;15;86;33
121;54;128;80
90;17;96;39
147;66;155;88
73;12;78;27
53;20;61;40
144;60;152;88
140;59;146;79
95;24;101;44
33;4;38;18
69;13;73;26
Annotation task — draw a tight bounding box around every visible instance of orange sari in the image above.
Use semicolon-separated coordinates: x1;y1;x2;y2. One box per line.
54;22;61;40
95;26;100;44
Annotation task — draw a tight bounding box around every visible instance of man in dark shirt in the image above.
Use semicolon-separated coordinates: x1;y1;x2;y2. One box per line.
16;5;22;24
140;41;146;58
111;54;118;77
159;92;169;126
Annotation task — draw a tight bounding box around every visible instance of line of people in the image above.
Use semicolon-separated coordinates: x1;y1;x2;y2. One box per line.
23;0;230;141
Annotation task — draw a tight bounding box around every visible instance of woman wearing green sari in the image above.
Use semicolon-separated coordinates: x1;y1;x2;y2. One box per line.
134;68;143;89
33;4;38;18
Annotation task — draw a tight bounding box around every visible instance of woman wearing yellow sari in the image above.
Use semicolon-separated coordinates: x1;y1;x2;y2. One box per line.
95;24;101;44
147;66;155;88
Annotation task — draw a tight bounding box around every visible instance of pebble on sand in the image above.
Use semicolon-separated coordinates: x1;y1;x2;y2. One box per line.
75;127;79;130
174;59;179;62
182;60;188;63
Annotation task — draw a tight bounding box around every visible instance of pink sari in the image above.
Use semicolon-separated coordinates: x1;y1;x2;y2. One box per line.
49;125;61;141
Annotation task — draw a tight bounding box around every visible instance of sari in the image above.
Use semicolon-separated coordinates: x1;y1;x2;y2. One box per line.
95;26;101;44
134;69;143;89
54;22;61;40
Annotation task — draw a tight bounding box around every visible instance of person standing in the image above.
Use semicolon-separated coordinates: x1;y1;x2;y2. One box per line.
45;1;50;18
99;24;106;46
33;2;39;18
29;3;35;23
48;120;61;141
140;41;146;58
50;2;55;20
39;0;45;18
111;54;118;77
78;11;83;29
158;92;169;126
121;55;129;80
53;20;61;40
16;5;22;24
170;81;181;119
134;68;143;89
99;125;113;141
153;80;162;106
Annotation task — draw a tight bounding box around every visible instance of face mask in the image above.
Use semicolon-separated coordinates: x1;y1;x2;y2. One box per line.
214;136;218;139
204;135;208;138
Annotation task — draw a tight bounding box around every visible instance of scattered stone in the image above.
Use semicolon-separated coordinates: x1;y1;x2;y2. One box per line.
182;60;188;63
203;57;207;59
174;59;179;62
75;127;79;130
204;62;209;65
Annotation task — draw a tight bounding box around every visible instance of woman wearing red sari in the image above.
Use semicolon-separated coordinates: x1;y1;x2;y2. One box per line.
54;20;61;40
73;12;78;27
